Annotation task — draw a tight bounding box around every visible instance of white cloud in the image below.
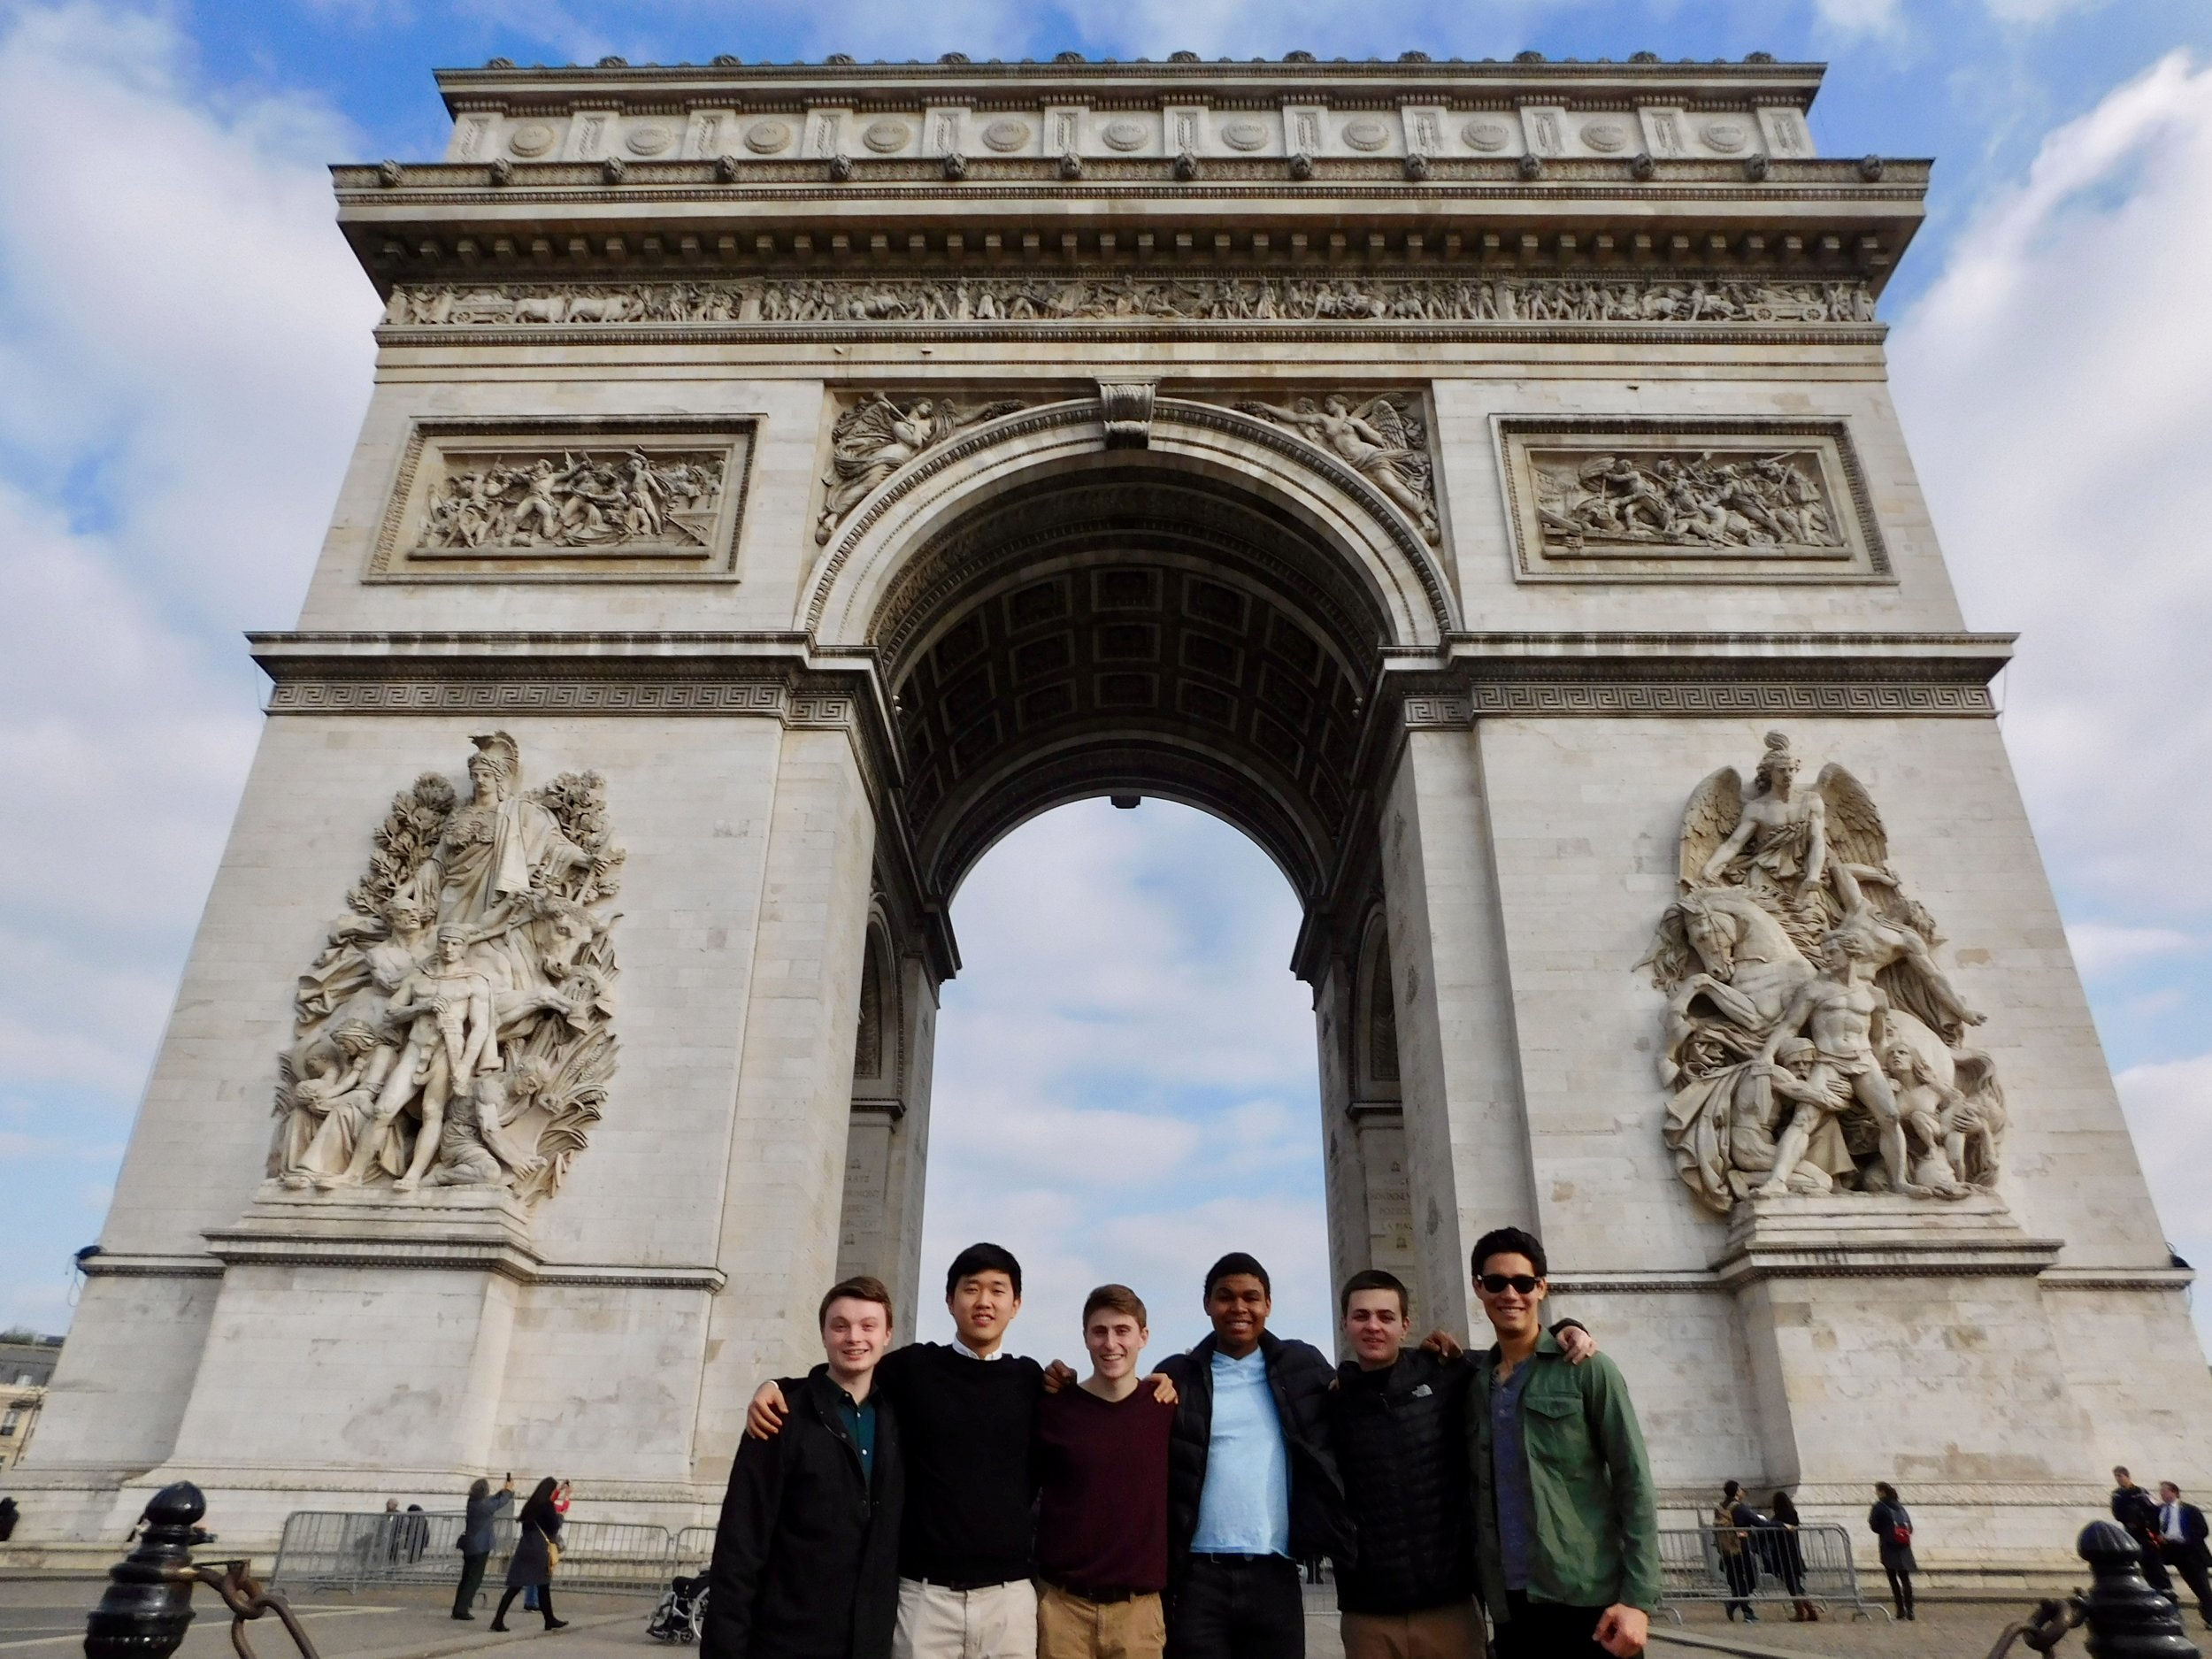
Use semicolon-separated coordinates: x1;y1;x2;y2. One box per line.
2065;922;2199;978
1892;53;2212;918
2116;1055;2212;1259
0;5;377;1329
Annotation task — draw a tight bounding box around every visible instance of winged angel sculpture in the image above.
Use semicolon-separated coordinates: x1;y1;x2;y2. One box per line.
814;394;1025;544
270;733;623;1204
1235;394;1440;544
1641;732;2003;1213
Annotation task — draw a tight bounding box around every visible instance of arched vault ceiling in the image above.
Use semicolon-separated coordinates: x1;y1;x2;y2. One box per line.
880;469;1388;903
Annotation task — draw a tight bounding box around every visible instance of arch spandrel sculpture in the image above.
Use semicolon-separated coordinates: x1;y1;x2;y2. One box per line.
14;52;2208;1569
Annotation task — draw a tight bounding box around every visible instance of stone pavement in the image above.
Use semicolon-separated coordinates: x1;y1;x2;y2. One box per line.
4;1577;2176;1659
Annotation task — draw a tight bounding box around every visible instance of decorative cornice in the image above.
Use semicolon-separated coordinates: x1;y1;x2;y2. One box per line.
75;1251;226;1280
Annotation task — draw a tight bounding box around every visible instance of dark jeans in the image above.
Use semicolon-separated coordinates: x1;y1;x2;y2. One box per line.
1883;1564;1914;1617
452;1553;488;1617
1493;1592;1607;1659
2139;1542;2175;1594
1168;1555;1304;1659
1722;1549;1758;1617
493;1585;557;1629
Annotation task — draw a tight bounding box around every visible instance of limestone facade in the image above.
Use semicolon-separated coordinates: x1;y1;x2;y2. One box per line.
10;52;2204;1574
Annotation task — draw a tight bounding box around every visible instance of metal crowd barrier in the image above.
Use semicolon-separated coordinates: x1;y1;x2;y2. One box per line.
270;1509;681;1594
674;1526;718;1570
1655;1523;1878;1622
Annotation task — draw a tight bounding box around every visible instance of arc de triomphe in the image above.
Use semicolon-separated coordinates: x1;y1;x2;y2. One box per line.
14;52;2207;1571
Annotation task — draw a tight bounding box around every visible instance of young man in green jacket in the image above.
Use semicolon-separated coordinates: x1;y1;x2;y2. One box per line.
1465;1227;1660;1658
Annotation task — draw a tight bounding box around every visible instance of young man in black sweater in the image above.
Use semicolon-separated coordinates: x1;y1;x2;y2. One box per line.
704;1275;904;1659
749;1243;1045;1659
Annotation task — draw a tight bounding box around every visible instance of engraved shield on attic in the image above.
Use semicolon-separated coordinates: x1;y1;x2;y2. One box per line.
273;733;623;1203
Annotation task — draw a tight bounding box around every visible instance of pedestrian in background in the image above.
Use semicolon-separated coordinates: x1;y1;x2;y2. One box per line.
1713;1481;1759;1623
1767;1488;1816;1623
492;1478;568;1632
2113;1467;2175;1595
452;1475;514;1621
2157;1482;2212;1630
1869;1483;1915;1622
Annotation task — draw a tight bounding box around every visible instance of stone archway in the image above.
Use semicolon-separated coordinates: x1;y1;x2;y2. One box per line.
820;421;1464;1340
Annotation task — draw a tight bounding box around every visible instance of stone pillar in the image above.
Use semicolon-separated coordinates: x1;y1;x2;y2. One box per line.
1376;726;1542;1337
691;724;878;1481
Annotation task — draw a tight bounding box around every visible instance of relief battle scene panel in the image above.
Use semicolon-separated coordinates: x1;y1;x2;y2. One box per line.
371;418;756;580
1495;418;1891;583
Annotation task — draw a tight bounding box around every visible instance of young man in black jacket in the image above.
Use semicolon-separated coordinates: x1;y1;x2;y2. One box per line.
1156;1252;1348;1659
705;1275;904;1659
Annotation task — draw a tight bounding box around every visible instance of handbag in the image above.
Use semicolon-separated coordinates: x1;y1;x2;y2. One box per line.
545;1536;563;1569
1892;1523;1912;1547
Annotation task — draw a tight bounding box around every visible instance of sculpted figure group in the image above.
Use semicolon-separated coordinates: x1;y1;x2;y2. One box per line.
272;734;623;1202
384;274;1878;332
1643;733;2005;1211
1534;451;1841;552
1236;393;1440;542
816;394;1024;542
417;449;724;552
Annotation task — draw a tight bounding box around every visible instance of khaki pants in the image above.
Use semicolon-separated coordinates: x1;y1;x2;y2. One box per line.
896;1578;1039;1659
1037;1583;1165;1659
1340;1601;1487;1659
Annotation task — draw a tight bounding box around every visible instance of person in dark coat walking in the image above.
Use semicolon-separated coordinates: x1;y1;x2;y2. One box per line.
1156;1252;1350;1659
2113;1467;2176;1594
451;1476;514;1619
1869;1483;1915;1621
703;1276;905;1659
1714;1482;1761;1622
2157;1483;2212;1630
1768;1489;1816;1622
492;1479;568;1632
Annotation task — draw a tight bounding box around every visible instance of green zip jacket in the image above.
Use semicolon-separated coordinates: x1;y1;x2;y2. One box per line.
1466;1328;1662;1617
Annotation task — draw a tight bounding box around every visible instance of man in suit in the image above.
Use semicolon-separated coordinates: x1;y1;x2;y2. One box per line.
2114;1467;2175;1594
2159;1483;2212;1629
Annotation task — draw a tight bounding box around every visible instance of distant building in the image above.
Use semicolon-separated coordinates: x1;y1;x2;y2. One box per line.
0;1333;63;1471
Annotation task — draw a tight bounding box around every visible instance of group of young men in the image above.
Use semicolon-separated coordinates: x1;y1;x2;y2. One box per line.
703;1228;1659;1659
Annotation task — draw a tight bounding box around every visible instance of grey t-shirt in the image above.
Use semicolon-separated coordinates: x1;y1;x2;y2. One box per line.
1490;1361;1537;1591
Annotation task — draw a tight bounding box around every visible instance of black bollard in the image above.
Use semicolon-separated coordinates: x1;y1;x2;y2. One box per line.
84;1484;204;1659
2078;1518;2202;1658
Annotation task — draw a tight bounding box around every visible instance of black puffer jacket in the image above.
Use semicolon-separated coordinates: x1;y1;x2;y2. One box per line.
1327;1348;1476;1614
1159;1330;1351;1582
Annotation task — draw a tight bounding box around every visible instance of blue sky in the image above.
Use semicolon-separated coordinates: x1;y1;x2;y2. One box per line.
4;0;2212;1359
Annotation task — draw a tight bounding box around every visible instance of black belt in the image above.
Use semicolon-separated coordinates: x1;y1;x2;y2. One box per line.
1187;1553;1289;1568
1044;1577;1154;1604
913;1575;1027;1594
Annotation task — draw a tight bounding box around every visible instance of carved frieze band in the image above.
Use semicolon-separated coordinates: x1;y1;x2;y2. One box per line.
1401;682;1993;724
267;680;856;726
380;274;1878;342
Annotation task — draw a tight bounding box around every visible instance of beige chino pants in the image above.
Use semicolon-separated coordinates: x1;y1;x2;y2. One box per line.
895;1577;1039;1659
1340;1601;1488;1659
1035;1582;1165;1659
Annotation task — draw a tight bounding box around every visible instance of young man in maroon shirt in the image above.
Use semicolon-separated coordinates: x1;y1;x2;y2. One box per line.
1033;1285;1174;1659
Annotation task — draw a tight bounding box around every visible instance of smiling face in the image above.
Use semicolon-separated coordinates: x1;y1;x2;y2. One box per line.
821;1295;892;1387
1084;1308;1148;1383
1343;1287;1409;1370
947;1271;1019;1356
1206;1273;1271;1359
1474;1249;1549;1344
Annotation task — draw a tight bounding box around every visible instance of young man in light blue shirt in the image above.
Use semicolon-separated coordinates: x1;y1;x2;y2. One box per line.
1156;1253;1349;1659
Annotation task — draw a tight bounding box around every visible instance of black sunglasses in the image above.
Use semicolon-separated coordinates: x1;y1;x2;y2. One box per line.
1479;1273;1542;1295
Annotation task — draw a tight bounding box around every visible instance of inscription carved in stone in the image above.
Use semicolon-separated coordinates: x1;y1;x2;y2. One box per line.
816;393;1025;543
273;734;623;1203
1641;733;2003;1214
383;274;1878;331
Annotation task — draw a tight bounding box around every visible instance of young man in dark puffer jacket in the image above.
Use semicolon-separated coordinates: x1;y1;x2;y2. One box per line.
1156;1253;1349;1659
1330;1270;1596;1659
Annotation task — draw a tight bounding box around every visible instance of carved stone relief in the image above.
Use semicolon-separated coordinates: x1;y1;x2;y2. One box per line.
1496;420;1890;583
372;419;754;581
1234;392;1438;542
816;394;1024;543
382;274;1878;333
1640;733;2003;1214
273;734;624;1204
